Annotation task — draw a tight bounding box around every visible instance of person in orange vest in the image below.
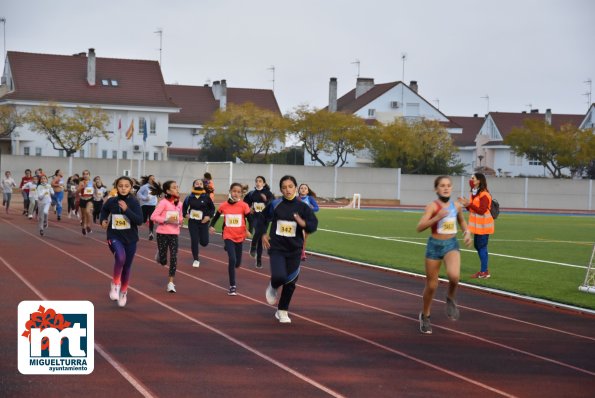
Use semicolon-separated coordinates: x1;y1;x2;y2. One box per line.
458;173;495;279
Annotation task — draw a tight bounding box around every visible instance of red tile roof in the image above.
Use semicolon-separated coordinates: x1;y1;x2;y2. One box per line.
488;111;584;143
325;81;399;113
448;116;485;146
2;51;178;109
165;84;281;125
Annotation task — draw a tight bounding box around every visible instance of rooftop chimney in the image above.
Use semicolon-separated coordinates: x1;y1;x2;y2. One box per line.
545;108;552;125
409;80;418;93
87;48;96;86
212;81;221;99
220;79;227;110
530;108;539;113
329;77;338;112
355;77;374;99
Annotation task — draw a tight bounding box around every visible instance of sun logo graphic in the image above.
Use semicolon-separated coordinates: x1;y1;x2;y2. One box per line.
18;301;94;375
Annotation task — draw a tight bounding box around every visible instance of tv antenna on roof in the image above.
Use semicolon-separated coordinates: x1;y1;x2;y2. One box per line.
154;28;163;66
351;59;360;78
525;103;532;112
584;78;592;107
401;52;407;82
481;94;490;114
267;65;275;91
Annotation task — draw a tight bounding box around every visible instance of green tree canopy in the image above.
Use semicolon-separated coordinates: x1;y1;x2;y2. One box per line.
288;105;371;167
369;118;464;174
25;103;110;157
0;104;23;138
202;102;287;163
505;119;595;178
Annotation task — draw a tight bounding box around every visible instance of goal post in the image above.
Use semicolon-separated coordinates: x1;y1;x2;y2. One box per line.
578;243;595;294
351;193;361;209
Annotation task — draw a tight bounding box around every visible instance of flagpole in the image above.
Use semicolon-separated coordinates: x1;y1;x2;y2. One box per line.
116;117;121;176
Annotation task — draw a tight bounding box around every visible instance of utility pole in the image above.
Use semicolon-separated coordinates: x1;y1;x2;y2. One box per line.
267;65;275;91
584;79;592;108
351;59;360;77
401;53;407;82
481;95;490;114
0;18;6;65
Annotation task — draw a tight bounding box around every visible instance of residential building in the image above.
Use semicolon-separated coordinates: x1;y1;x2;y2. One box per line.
165;80;281;161
0;49;179;166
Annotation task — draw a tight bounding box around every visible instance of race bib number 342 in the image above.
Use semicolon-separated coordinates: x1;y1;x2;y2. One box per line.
276;220;297;237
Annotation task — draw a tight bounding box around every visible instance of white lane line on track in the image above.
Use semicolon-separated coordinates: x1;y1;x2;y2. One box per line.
317;228;588;269
2;222;345;398
17;220;595;383
0;256;157;398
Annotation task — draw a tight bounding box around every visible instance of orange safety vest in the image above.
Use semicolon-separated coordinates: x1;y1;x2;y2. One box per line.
467;191;494;235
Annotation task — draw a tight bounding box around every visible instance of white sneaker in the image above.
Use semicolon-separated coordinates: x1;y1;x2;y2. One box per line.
167;282;176;293
109;283;120;301
117;291;127;307
192;260;200;268
275;310;291;324
265;282;278;305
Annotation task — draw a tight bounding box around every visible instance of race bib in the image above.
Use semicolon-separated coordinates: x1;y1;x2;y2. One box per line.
276;220;297;237
225;214;242;227
111;214;131;230
70;185;77;192
437;217;457;234
253;203;265;213
166;210;179;222
189;210;203;220
30;187;36;193
83;187;93;195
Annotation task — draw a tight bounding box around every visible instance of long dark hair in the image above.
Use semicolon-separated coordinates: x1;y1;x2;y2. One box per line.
151;180;176;197
473;173;489;193
298;183;316;198
255;175;270;191
279;175;297;189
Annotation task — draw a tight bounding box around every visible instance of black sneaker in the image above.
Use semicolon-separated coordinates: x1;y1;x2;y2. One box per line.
148;232;154;241
255;260;262;269
228;286;237;296
39;229;44;236
419;313;432;334
57;215;61;221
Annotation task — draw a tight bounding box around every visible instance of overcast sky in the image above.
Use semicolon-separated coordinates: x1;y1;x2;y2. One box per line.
2;0;594;116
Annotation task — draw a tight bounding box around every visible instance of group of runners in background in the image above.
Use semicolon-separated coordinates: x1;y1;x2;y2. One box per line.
2;167;493;332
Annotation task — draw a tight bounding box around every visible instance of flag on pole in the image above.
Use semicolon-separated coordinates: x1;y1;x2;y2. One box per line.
125;120;134;140
142;119;148;142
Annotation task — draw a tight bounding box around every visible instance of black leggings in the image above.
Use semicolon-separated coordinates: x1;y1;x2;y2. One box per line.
142;205;156;232
157;233;179;277
250;215;267;260
269;250;301;311
188;220;209;261
224;240;243;286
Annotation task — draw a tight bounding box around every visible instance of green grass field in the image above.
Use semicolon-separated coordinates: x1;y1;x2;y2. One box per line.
306;208;595;310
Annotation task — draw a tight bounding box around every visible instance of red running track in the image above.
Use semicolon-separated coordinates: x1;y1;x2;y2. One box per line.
1;210;594;397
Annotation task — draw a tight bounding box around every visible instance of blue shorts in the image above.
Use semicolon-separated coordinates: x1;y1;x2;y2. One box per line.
425;236;460;260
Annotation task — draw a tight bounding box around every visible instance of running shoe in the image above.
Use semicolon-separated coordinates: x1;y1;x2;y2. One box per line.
39;229;44;236
249;246;256;258
419;313;432;334
118;291;127;307
265;282;277;305
192;260;200;268
82;228;86;236
228;286;237;296
255;259;262;269
470;271;483;278
109;283;120;301
167;282;176;293
86;227;92;234
28;215;33;219
479;270;491;279
148;232;154;241
446;297;460;320
275;310;291;324
57;215;61;221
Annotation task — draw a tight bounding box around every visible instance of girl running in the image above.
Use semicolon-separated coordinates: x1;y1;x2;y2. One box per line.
36;175;54;236
78;170;94;236
100;176;143;307
137;175;159;241
183;179;215;268
92;176;107;224
19;169;33;216
2;171;16;214
263;176;318;323
298;183;319;261
50;169;66;221
244;176;274;268
23;175;39;219
150;181;183;293
417;176;471;334
209;183;251;296
66;175;79;218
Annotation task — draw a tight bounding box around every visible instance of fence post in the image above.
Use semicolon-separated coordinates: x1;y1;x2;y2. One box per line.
269;164;274;187
396;168;401;201
589;179;593;211
333;166;338;199
524;177;529;208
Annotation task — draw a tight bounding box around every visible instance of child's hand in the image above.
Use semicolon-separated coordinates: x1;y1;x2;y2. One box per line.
262;234;270;250
209;226;216;234
246;230;252;239
101;220;108;229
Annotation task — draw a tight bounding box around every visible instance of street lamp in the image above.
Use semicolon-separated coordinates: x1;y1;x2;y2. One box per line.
165;141;172;161
478;155;484;168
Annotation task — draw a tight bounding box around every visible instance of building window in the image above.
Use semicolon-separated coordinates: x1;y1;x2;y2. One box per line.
79;149;85;158
122;151;127;160
528;158;540;166
35;148;42;156
406;103;420;116
101;79;109;86
154;152;159;161
368;109;376;118
24;147;30;156
102;150;108;159
112;150;117;159
509;152;522;166
139;117;146;135
150;118;156;134
111;80;118;86
58;150;64;157
145;152;149;160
